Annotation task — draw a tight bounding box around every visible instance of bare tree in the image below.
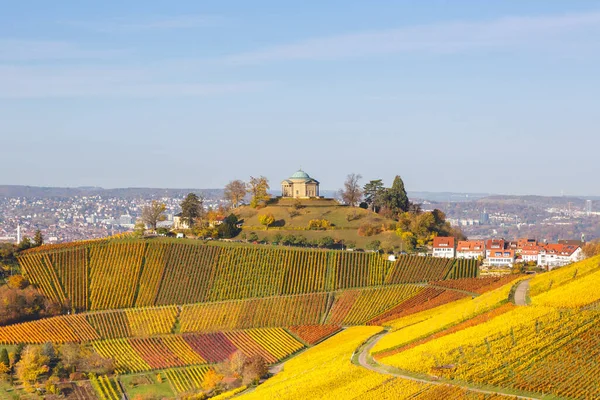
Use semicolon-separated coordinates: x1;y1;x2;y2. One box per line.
141;201;167;230
224;180;247;208
340;173;363;207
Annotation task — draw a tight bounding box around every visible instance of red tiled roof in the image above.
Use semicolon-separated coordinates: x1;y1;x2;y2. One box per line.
541;244;579;256
433;237;455;248
456;240;485;252
485;239;506;250
488;249;515;258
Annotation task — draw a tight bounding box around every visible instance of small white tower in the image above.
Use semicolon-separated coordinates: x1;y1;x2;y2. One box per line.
16;224;21;244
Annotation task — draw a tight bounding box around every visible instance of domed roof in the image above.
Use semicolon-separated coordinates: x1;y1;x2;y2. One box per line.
290;169;311;179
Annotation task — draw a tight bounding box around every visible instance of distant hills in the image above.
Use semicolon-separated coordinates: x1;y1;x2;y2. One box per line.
0;185;598;202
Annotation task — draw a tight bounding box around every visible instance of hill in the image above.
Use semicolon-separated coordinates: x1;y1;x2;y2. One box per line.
0;237;490;398
233;255;600;400
6;238;599;398
233;198;406;250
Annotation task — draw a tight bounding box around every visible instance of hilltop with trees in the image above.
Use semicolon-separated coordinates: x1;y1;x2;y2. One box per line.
196;173;466;253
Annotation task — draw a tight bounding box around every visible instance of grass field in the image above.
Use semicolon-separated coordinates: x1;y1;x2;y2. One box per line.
234;200;404;249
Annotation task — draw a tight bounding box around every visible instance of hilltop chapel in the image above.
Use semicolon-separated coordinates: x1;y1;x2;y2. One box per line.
281;169;321;199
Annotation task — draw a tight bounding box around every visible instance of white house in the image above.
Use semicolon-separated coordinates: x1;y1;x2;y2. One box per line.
432;237;455;258
486;249;516;268
456;240;485;259
538;244;583;269
173;213;189;230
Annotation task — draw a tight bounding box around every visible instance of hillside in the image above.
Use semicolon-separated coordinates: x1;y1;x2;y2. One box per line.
0;238;488;398
6;238;599;399
233;198;406;249
17;238;479;311
234;256;600;400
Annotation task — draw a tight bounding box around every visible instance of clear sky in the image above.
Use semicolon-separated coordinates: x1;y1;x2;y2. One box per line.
2;1;600;195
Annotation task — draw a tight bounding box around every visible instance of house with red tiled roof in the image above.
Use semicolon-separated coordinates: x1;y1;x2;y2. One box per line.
538;244;583;269
432;236;455;258
487;249;516;268
518;245;542;263
456;240;485;259
485;239;506;258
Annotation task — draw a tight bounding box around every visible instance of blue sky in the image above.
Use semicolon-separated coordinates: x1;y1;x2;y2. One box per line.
2;1;600;195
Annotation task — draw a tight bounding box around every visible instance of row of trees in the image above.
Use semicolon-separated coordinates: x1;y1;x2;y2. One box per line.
224;176;271;209
0;342;113;394
202;351;267;394
340;173;465;249
0;275;65;326
340;174;411;216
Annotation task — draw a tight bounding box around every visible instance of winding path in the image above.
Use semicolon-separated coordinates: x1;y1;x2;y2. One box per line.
513;279;530;306
355;279;539;400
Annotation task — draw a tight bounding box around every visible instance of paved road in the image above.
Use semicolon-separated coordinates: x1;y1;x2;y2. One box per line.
356;331;540;400
355;280;540;400
514;279;530;306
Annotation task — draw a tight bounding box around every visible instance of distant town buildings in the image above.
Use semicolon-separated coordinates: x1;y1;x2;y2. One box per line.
0;192;226;244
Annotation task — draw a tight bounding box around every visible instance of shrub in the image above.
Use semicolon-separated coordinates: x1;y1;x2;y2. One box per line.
366;240;382;251
7;275;28;290
288;209;300;218
258;213;275;230
318;237;335;248
357;223;382;237
308;219;331;230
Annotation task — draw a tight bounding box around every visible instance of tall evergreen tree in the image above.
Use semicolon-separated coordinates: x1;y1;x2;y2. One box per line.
0;348;9;368
363;179;385;212
385;175;410;216
180;193;204;228
33;230;43;247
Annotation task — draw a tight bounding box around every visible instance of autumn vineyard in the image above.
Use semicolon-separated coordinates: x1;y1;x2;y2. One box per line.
2;237;599;399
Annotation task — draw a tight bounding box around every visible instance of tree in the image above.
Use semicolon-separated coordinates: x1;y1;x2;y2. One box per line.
141;201;167;230
133;220;146;237
366;240;382;252
180;193;204;228
219;351;246;379
363;179;385;212
0;349;9;369
218;215;241;239
386;175;410;215
258;213;275;230
242;355;267;385
15;345;50;393
7;275;28;290
202;369;224;391
583;240;600;257
318;236;335;248
340;173;363;207
224;180;247;208
59;344;81;373
0;348;10;379
247;176;270;208
17;236;32;251
33;230;43;247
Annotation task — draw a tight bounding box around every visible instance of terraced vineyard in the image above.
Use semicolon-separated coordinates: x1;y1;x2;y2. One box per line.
18;239;479;311
9;238;599;399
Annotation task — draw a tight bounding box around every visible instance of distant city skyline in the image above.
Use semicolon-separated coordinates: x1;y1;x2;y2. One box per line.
2;1;600;195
